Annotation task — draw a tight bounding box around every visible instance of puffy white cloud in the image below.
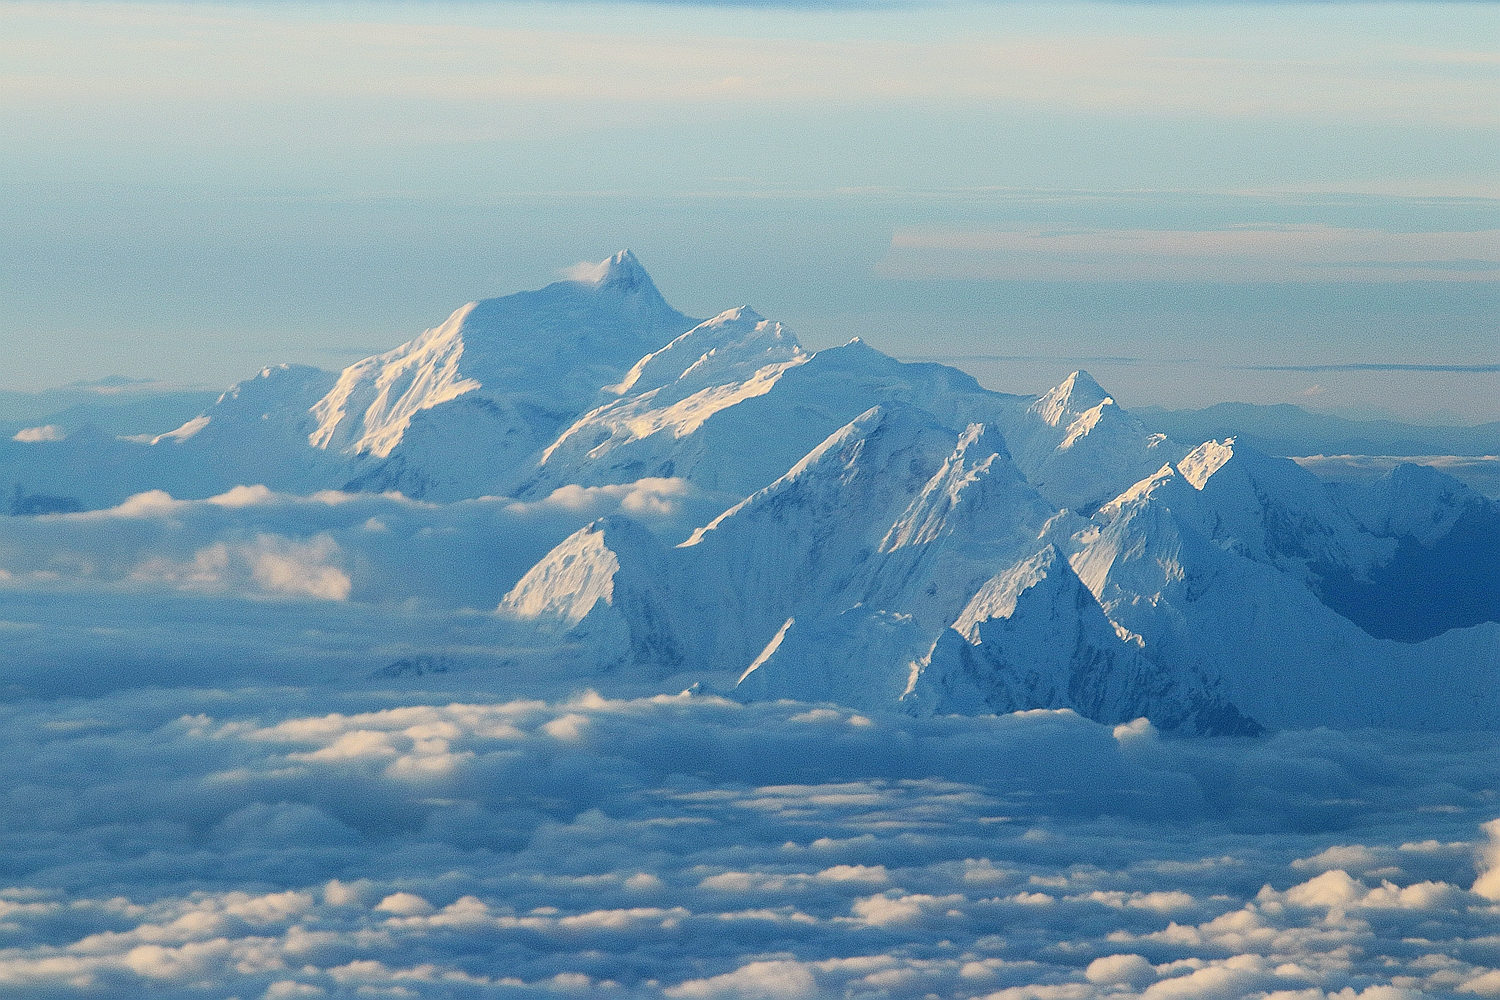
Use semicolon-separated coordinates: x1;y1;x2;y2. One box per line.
1473;818;1500;901
375;893;434;917
130;532;352;600
815;864;887;884
0;479;715;610
543;713;590;741
1086;953;1156;986
12;425;65;443
1140;954;1272;1000
244;533;350;600
849;891;966;926
0;681;1491;998
1459;968;1500;997
665;960;817;999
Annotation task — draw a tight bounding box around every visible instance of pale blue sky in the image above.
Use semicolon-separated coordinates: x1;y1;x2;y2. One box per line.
1;0;1496;420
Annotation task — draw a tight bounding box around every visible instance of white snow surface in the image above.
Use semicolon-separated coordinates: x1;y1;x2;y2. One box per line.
2;251;1495;736
314;250;700;500
903;544;1243;731
1063;460;1498;730
603;305;805;397
991;370;1183;513
310;302;481;458
499;519;621;627
1342;459;1489;544
2;250;1499;998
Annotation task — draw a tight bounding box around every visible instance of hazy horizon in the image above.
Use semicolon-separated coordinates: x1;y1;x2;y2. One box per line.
2;0;1496;421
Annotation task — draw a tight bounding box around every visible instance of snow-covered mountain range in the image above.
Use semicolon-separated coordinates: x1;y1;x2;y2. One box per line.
5;252;1496;732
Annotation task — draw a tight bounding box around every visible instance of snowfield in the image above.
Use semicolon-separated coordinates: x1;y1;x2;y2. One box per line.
0;252;1495;997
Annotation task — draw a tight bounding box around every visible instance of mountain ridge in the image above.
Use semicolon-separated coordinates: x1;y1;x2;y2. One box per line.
5;252;1496;734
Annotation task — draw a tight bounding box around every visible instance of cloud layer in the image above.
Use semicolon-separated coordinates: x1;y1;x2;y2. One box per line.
0;685;1495;998
0;481;711;609
879;226;1500;282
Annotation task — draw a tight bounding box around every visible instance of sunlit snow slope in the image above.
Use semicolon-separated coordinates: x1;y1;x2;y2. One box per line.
3;251;1495;733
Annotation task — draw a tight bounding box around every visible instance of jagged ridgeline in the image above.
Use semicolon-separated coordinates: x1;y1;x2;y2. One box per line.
7;252;1497;733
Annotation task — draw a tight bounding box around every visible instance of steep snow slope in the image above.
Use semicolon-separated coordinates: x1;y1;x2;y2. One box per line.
149;364;346;495
603;305;806;397
1319;463;1500;641
727;425;1060;713
1174;436;1395;580
321;251;700;499
526;307;812;498
499;515;684;674
529;334;1028;503
675;403;962;674
848;423;1059;633
1173;440;1498;641
733;607;930;709
1343;460;1490;545
310;304;481;458
993;370;1183;514
1066;462;1499;730
905;546;1257;734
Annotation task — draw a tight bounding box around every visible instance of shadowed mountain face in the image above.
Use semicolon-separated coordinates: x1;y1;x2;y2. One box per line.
3;252;1496;735
1316;501;1500;642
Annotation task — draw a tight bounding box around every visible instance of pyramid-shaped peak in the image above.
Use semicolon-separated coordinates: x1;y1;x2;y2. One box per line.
498;514;664;625
1057;370;1110;408
499;518;622;625
1031;370;1114;427
772;403;928;484
603;303;802;396
565;249;657;292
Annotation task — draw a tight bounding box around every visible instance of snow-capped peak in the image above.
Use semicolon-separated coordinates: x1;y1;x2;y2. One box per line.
304;252;696;473
309;303;481;458
499;516;667;627
1177;437;1236;489
879;423;1007;552
499;518;621;626
679;404;900;547
1092;463;1181;521
1030;370;1111;428
605;305;805;397
563;249;654;291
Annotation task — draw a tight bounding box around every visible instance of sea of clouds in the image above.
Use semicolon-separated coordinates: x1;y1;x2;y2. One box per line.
1;684;1498;998
1;491;1498;998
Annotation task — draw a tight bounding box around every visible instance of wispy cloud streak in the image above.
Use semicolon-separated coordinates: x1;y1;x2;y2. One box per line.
879;225;1500;282
1243;363;1500;373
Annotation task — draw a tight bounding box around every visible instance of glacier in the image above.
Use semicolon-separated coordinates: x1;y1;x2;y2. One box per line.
2;250;1494;735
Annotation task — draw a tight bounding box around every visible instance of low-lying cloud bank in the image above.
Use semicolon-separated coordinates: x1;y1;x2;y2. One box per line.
0;480;712;609
0;686;1495;998
1;483;1495;997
